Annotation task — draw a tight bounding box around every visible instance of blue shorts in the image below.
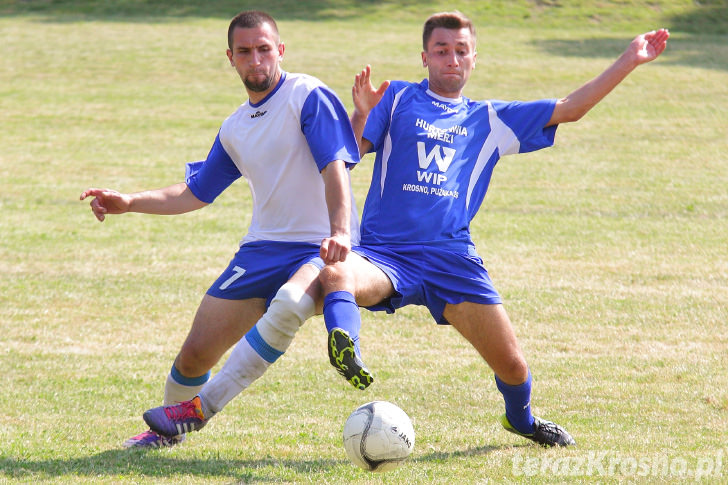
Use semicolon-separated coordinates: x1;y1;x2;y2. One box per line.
353;244;502;325
207;241;324;305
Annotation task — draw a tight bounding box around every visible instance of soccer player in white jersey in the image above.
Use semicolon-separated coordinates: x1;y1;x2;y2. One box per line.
81;10;363;448
315;12;669;447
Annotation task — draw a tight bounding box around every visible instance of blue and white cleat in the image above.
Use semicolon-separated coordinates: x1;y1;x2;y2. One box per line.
122;429;185;448
143;396;208;437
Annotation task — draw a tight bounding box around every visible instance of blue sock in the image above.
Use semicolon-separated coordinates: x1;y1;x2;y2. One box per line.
495;371;535;435
323;291;361;354
170;365;210;386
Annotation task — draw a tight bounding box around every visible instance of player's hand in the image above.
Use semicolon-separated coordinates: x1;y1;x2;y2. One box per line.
79;188;132;222
627;28;669;66
320;234;351;265
352;65;390;117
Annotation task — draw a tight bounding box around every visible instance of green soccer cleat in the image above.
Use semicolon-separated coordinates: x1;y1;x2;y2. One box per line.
328;328;374;390
500;414;576;447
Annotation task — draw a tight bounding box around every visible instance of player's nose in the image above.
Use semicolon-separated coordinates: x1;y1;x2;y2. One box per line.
446;56;459;67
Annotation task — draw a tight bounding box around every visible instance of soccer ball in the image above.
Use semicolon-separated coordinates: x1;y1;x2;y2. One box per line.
342;401;415;472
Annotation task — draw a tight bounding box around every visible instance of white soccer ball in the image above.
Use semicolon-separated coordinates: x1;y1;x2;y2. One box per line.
342;401;415;472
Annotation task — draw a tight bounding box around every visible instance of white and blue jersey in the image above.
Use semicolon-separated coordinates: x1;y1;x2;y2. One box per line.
185;72;360;301
187;71;360;247
355;79;558;323
360;79;556;253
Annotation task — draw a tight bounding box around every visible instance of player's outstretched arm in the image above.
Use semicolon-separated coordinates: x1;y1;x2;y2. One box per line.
350;65;389;156
80;182;208;222
548;28;670;126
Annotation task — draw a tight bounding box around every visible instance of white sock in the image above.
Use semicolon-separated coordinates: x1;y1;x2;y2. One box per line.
163;372;206;406
199;337;270;415
198;283;315;415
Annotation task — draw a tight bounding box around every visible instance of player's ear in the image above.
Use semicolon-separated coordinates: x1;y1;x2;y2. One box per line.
421;51;427;67
278;42;285;61
226;49;234;66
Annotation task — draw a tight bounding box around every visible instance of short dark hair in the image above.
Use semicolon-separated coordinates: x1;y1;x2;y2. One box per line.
228;10;279;50
422;11;475;51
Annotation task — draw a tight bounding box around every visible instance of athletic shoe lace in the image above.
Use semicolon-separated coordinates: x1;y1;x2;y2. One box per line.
164;401;201;422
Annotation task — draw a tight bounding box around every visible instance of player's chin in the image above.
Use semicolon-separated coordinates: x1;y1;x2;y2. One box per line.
444;77;465;89
243;75;273;93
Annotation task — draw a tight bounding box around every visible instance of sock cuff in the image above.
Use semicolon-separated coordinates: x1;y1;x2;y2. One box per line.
324;290;357;308
245;325;284;364
170;365;211;387
494;369;532;391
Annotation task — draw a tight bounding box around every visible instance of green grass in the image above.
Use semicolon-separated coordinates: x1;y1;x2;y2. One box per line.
1;1;727;483
2;0;728;34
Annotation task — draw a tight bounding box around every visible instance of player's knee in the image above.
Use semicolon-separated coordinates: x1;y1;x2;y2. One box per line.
174;347;216;379
497;355;529;385
270;283;315;323
319;262;353;293
255;283;316;350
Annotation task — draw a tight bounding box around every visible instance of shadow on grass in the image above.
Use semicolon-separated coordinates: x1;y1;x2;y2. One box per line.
533;33;728;73
666;3;728;35
2;0;387;22
0;450;341;481
415;443;505;462
0;444;507;480
2;0;727;36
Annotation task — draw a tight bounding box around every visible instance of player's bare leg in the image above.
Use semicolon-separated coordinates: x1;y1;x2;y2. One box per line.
124;296;265;448
175;295;267;379
444;302;575;447
143;264;322;437
444;302;527;384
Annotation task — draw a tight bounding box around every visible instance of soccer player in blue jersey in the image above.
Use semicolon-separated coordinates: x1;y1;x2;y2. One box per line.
317;12;670;447
81;10;363;448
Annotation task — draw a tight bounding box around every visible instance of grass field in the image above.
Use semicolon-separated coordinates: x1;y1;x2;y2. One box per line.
1;1;727;483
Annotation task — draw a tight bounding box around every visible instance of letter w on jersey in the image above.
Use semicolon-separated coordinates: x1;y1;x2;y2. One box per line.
417;142;455;172
417;142;455;185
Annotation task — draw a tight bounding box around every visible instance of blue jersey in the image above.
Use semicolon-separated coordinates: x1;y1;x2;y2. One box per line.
360;79;557;252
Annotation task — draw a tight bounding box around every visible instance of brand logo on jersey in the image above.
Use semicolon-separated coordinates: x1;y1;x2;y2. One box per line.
250;110;267;119
431;100;458;114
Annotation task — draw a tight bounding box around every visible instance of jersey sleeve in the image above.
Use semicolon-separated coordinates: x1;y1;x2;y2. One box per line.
185;133;242;203
362;81;405;153
300;87;360;171
491;99;558;154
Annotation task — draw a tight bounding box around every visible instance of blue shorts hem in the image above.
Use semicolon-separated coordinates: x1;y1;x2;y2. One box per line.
353;244;501;325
